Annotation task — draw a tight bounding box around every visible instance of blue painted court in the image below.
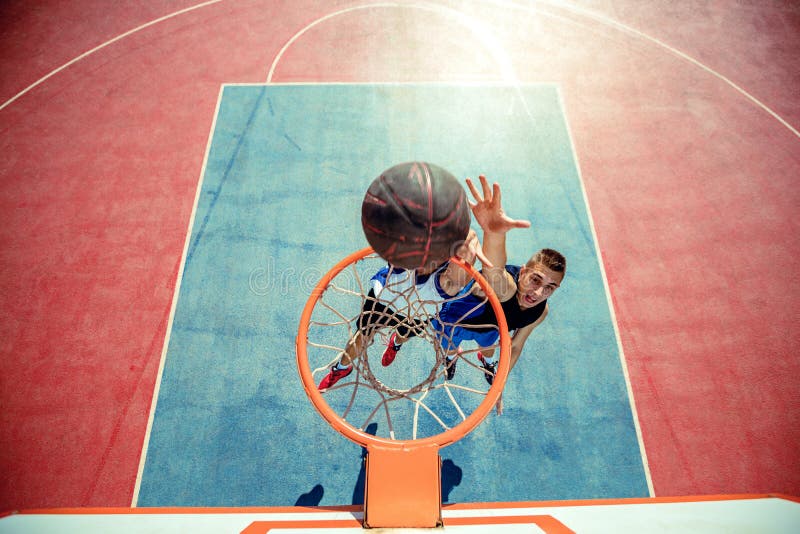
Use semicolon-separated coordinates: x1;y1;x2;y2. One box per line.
136;84;649;506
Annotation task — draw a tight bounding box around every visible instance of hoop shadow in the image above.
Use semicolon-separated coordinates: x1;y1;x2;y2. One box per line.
351;423;379;505
441;458;463;503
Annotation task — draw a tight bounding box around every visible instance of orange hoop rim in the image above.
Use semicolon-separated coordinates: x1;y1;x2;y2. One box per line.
295;247;510;450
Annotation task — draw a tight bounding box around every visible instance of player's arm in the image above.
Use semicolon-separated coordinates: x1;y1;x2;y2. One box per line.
440;228;481;295
480;227;515;301
466;175;530;301
509;304;548;370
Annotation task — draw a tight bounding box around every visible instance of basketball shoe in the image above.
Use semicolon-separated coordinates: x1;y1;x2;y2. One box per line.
445;357;458;380
382;332;402;366
318;364;352;390
445;350;460;380
477;352;497;385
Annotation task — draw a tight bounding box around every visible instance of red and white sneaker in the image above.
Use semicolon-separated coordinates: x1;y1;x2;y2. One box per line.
382;332;402;367
318;364;353;390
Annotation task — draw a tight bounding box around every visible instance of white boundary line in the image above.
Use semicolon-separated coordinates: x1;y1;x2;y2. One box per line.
134;80;656;501
229;80;559;86
2;0;796;132
557;86;655;497
266;1;517;84
130;85;227;507
486;0;800;139
0;0;227;113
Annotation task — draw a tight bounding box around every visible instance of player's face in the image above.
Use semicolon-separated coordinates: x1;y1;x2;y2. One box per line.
516;265;562;309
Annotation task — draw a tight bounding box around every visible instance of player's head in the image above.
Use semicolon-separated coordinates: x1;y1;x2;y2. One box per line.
516;248;566;309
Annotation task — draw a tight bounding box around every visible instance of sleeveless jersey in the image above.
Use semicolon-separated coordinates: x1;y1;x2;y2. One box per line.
439;265;547;333
371;263;451;316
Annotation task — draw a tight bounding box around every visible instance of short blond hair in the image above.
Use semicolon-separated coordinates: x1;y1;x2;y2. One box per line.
526;248;566;276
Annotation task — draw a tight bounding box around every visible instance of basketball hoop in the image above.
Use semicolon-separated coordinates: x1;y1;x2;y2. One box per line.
296;247;510;528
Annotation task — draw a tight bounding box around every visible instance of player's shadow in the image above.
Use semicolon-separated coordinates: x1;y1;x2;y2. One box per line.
295;483;324;506
294;423;381;507
350;423;464;505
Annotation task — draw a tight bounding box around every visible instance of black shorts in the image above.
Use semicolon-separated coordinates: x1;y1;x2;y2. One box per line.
358;289;427;340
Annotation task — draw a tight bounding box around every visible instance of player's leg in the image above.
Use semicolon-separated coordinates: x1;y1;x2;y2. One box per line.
475;337;500;385
319;290;388;389
382;323;408;366
432;320;467;380
444;346;460;380
382;319;427;365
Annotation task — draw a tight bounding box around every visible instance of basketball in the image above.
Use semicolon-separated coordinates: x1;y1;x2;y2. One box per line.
361;162;471;270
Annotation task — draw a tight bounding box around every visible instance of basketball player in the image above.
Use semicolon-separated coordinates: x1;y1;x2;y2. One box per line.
433;175;566;414
317;228;485;390
379;175;535;372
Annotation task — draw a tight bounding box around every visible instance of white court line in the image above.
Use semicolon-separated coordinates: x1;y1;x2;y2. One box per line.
231;80;559;86
130;85;227;507
485;0;800;139
266;2;517;84
557;87;655;497
265;1;550;127
0;0;226;112
3;0;796;133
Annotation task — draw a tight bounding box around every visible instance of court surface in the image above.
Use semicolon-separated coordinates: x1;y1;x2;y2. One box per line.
0;0;798;523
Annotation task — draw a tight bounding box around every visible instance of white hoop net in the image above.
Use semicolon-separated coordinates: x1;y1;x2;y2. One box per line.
303;252;502;441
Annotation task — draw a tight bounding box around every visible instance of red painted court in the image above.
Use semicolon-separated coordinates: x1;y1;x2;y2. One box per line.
0;0;798;512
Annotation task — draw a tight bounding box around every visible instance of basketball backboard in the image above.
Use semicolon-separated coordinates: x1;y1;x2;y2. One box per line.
2;495;798;533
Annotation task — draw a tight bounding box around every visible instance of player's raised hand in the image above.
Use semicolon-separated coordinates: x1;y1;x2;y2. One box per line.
466;175;531;234
453;228;493;269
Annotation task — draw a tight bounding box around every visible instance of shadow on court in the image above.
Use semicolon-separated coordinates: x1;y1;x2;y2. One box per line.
294;484;324;507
